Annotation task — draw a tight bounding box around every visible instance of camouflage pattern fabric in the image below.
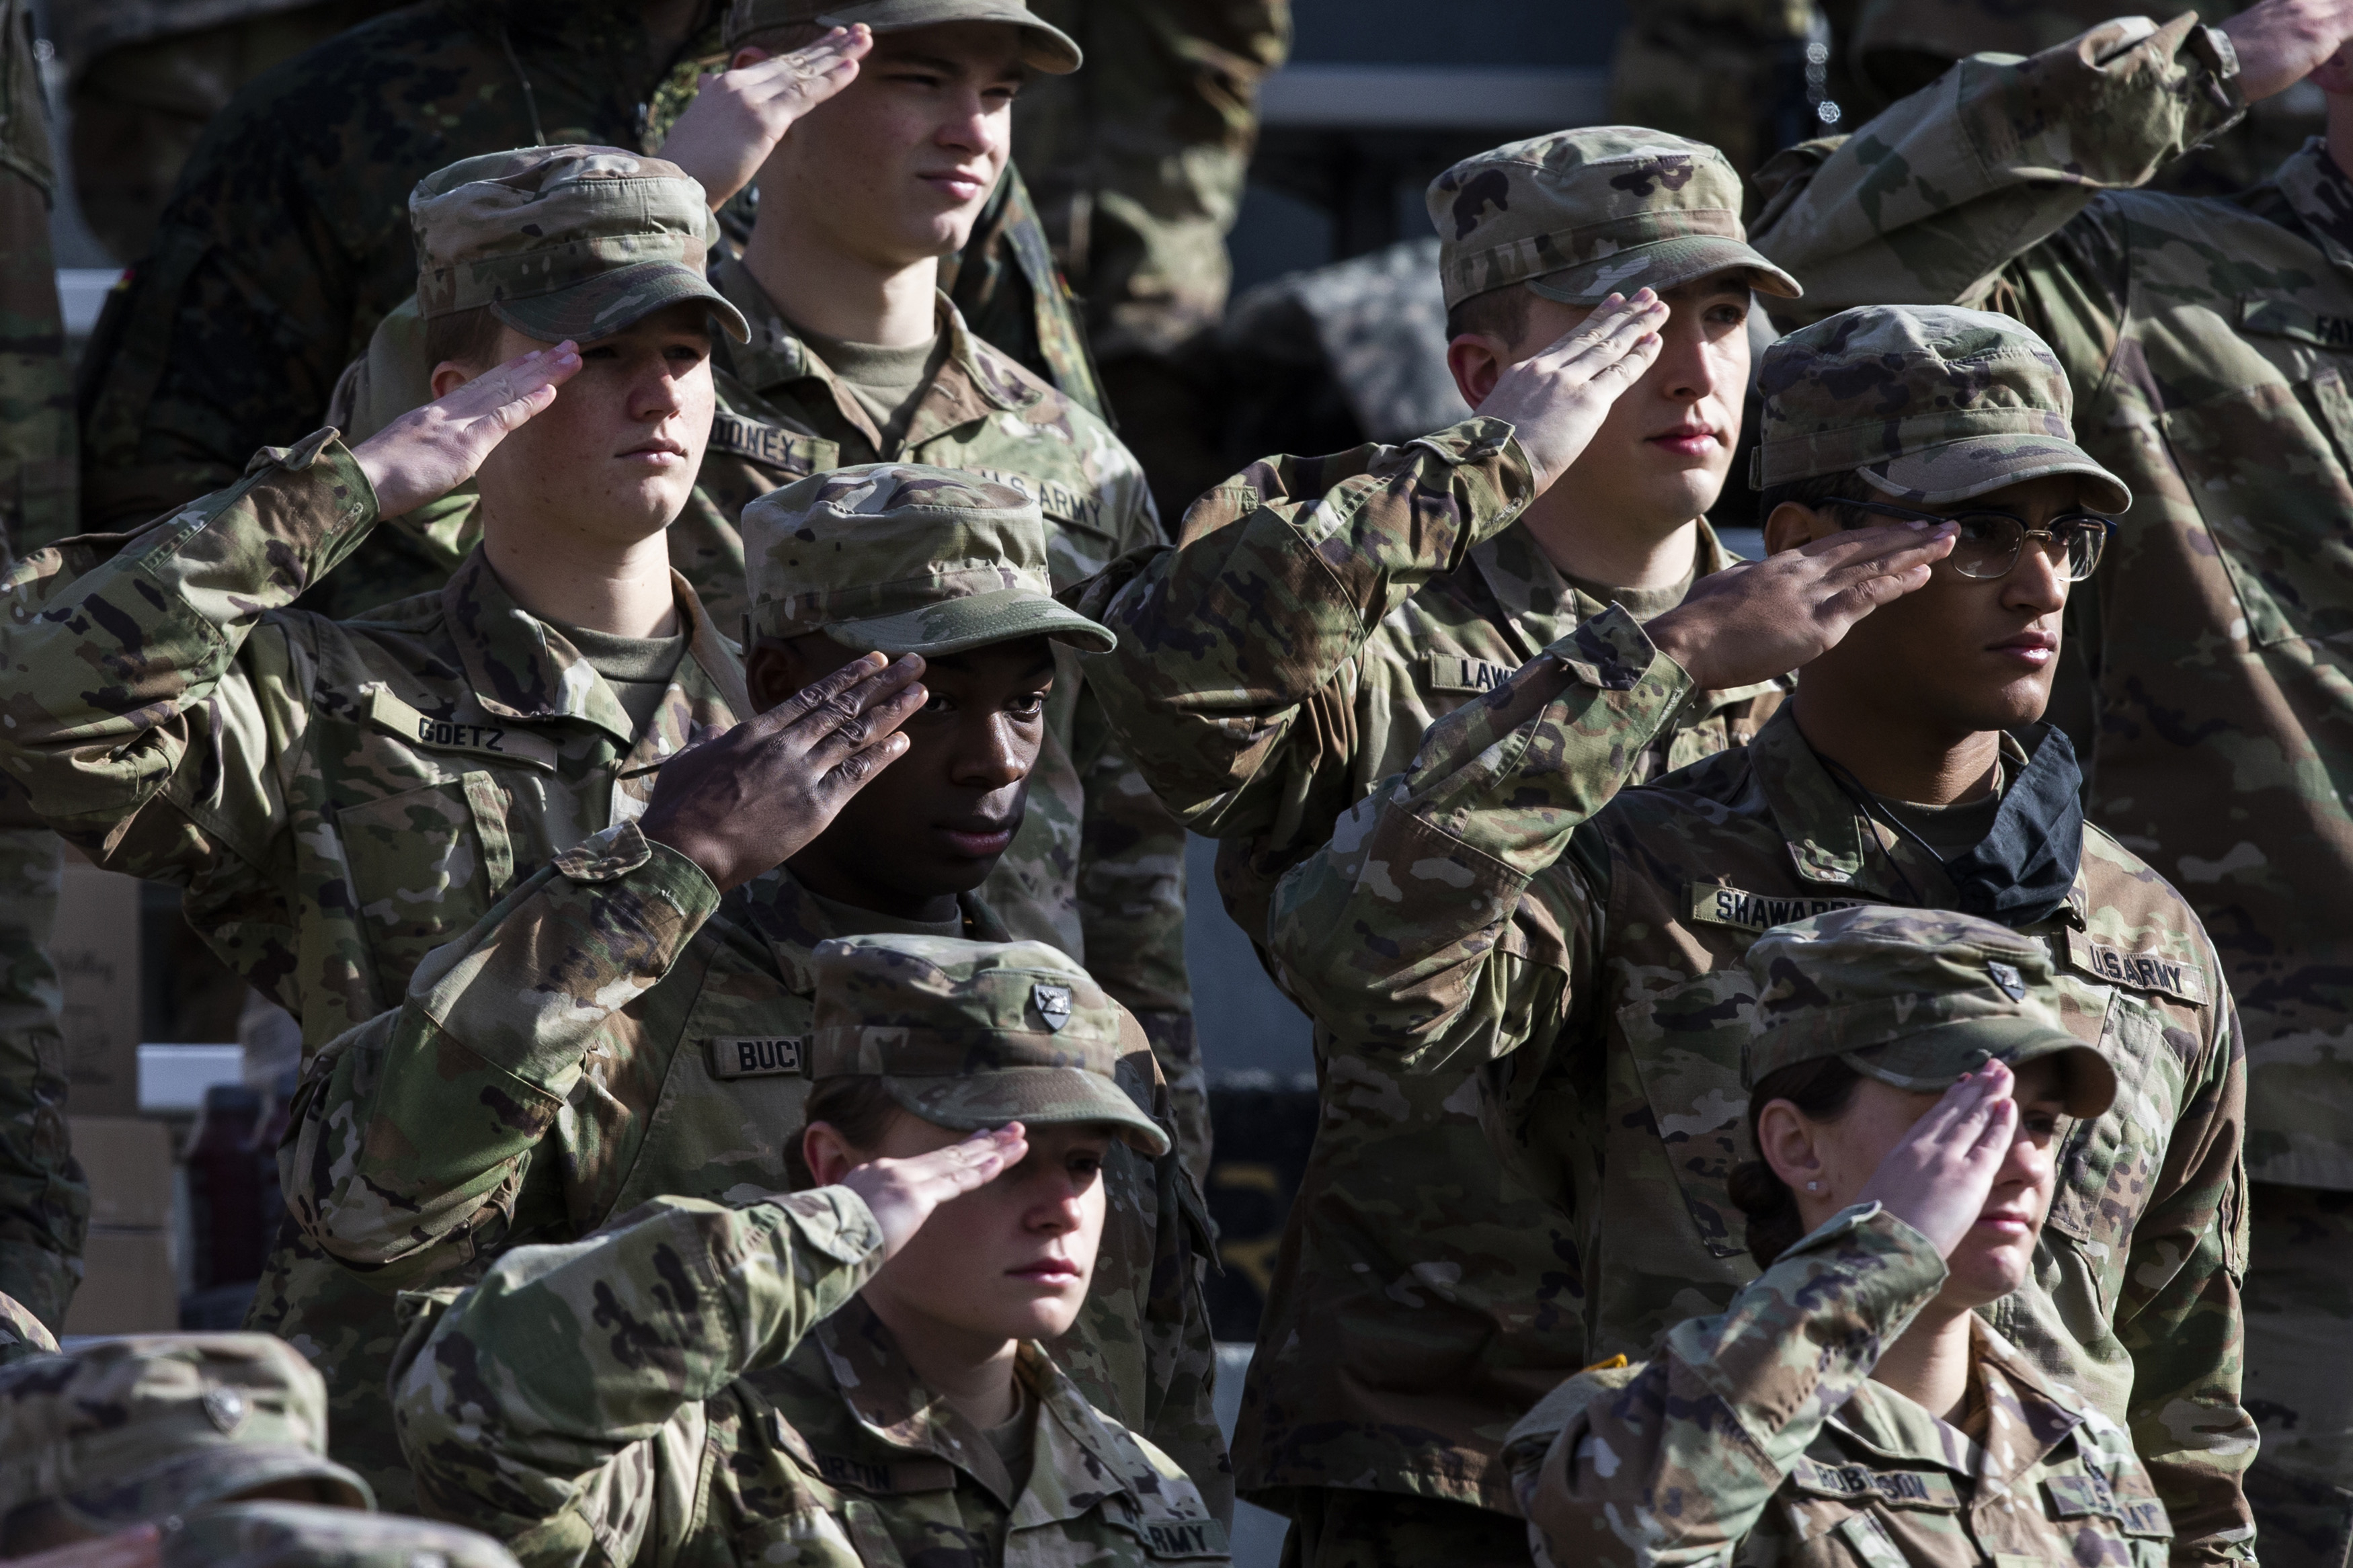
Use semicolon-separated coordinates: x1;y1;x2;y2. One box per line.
1067;419;1786;1517
722;0;1082;73
392;1188;1226;1566
0;826;81;1334
1427;128;1800;311
1261;622;2254;1559
0;1333;371;1528
2241;1182;2353;1563
806;932;1167;1152
1275;1489;1529;1568
162;1500;522;1568
1746;19;2353;1548
1506;1202;2173;1566
711;265;1201;1163
280;824;1225;1516
1016;0;1291;360
0;1286;56;1363
69;0;1100;535
1;0;73;554
1607;0;1831;182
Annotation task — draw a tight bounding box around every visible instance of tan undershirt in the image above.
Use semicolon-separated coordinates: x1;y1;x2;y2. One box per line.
789;319;949;454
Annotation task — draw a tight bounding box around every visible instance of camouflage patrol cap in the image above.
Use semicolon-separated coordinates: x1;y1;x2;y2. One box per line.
1427;127;1802;312
0;1335;372;1534
1743;904;2116;1118
809;934;1170;1156
163;1502;522;1568
409;145;750;345
1753;304;2132;511
741;463;1114;655
723;0;1080;72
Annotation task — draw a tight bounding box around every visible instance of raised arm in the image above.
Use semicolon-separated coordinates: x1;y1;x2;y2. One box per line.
393;1130;1018;1560
1747;11;2250;321
288;658;926;1284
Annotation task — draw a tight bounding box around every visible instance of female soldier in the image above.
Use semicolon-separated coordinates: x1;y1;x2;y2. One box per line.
387;934;1226;1568
1503;904;2173;1566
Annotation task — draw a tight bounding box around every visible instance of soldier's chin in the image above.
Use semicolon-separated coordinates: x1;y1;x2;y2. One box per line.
1942;1231;2038;1308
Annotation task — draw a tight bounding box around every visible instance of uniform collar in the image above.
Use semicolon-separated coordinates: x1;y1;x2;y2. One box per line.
1829;1317;2089;1493
808;1300;1146;1514
741;868;1008;996
440;549;746;751
715;260;1045;450
2273;136;2353;274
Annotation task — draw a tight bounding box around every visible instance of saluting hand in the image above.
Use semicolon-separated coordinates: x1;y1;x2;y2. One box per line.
660;25;873;210
2221;0;2353;101
11;1524;163;1568
1642;520;1958;690
350;341;582;520
842;1124;1029;1259
639;651;929;893
1855;1063;2020;1259
1475;290;1669;493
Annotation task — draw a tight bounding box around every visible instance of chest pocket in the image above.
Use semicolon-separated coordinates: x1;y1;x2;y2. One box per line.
729;1506;863;1567
334;770;521;999
2044;981;2180;1260
1616;967;1756;1260
2159;353;2353;649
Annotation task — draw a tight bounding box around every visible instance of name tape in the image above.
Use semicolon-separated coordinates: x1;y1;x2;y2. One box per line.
366;688;558;770
706;413;825;476
1687;882;1878;935
706;1036;807;1081
1424;654;1518;695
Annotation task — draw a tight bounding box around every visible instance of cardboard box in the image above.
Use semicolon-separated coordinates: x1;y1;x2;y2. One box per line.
63;1228;179;1335
67;1116;174;1230
55;856;143;1116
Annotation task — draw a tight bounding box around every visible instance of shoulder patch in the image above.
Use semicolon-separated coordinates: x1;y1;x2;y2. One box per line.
706;411;830;477
706;1036;807;1080
1424;653;1517;694
1685;882;1879;934
366;687;559;770
2062;930;2210;1005
809;1450;956;1495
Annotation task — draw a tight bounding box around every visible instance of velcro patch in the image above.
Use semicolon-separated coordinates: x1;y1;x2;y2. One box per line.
2237;296;2353;349
706;412;826;476
967;466;1103;531
706;1036;807;1080
1790;1457;1960;1511
1424;653;1517;694
1140;1519;1230;1559
1686;882;1878;934
811;1450;955;1494
2063;931;2210;1006
366;688;558;770
2044;1473;2171;1536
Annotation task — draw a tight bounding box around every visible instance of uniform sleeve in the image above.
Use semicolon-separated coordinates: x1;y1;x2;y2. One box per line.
1747;13;2244;324
1070;417;1536;843
1263;606;1691;1072
0;826;85;1331
2113;982;2258;1563
1505;1204;1949;1568
285;822;721;1288
0;431;377;886
391;1187;883;1562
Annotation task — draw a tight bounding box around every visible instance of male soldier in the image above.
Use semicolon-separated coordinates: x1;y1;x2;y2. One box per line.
69;0;1101;536
0;0;86;1336
0;1334;519;1567
280;466;1224;1511
1266;306;2254;1561
390;937;1224;1565
690;0;1202;1163
1069;132;1800;1559
1745;3;2353;1554
0;149;776;1508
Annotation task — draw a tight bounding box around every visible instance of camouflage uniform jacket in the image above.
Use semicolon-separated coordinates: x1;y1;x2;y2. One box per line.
1068;418;1784;1513
707;262;1195;1085
393;1188;1228;1568
1505;1203;2173;1567
1265;612;2254;1559
0;430;750;1053
1745;14;2353;1194
282;821;1227;1518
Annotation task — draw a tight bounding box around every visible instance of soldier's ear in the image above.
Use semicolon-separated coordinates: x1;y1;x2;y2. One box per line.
747;637;817;714
732;45;772;69
803;1120;864;1186
1763;501;1839;556
1754;1098;1827;1194
1446;334;1513;410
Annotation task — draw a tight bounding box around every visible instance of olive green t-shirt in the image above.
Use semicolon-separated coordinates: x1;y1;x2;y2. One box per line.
805;887;967;941
547;616;688;736
1876;761;2008;862
789;319;949;455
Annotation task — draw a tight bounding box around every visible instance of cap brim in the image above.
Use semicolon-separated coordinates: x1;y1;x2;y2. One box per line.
822;587;1116;657
58;1445;374;1531
489;259;752;345
823;3;1082;72
1859;434;2132;515
1842;1018;2118;1120
1523;234;1802;306
882;1065;1172;1156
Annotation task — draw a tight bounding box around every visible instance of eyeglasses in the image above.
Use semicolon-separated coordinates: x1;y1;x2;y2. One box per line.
1838;498;2115;582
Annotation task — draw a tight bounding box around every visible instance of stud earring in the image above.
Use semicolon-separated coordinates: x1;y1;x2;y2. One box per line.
1806;1181;1821;1192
